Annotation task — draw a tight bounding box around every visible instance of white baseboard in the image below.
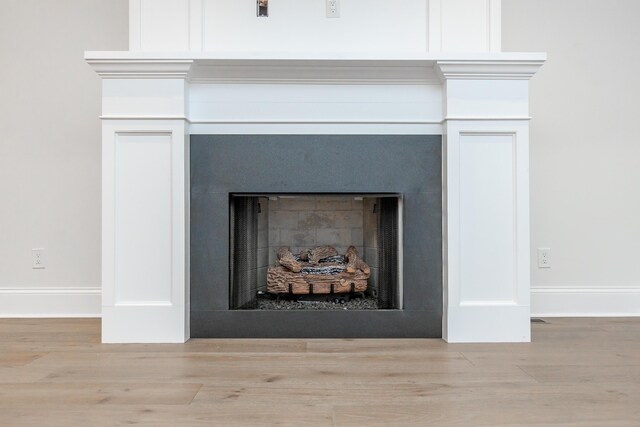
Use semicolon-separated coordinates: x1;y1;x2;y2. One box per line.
1;286;637;318
531;287;640;317
0;287;101;318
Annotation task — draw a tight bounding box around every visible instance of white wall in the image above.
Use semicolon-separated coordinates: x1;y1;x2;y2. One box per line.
503;0;640;316
0;0;128;316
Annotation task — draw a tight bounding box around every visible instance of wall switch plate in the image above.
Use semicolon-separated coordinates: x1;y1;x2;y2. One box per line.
327;0;340;18
537;248;551;268
32;248;46;269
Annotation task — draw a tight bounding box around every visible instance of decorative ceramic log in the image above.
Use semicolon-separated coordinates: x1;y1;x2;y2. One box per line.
307;245;339;264
267;268;309;294
268;245;370;295
345;246;371;276
356;260;370;276
267;266;368;295
301;263;346;275
276;246;291;260
345;246;358;273
276;247;302;273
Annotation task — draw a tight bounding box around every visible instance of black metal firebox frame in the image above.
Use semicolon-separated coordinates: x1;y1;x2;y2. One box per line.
229;193;400;310
190;135;442;338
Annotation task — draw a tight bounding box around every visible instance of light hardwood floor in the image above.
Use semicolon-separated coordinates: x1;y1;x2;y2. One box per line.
0;318;639;426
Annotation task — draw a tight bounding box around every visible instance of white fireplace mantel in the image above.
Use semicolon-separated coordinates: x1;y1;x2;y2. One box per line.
87;51;544;343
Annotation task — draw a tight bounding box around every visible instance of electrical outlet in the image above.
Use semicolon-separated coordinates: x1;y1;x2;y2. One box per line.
32;248;46;269
537;248;551;268
326;0;340;18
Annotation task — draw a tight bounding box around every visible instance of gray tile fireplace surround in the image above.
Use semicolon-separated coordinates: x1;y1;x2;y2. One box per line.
190;135;442;338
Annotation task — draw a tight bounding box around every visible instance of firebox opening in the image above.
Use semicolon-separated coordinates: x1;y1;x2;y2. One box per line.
230;194;401;311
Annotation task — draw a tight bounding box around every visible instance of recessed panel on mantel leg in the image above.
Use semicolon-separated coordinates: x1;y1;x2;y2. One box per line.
115;133;173;304
444;121;530;343
459;133;515;304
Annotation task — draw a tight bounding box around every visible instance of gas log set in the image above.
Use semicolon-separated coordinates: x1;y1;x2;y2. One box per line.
267;245;371;297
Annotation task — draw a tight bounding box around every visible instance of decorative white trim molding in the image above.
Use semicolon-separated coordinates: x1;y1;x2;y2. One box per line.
188;0;203;52
443;122;531;343
488;0;502;52
100;116;189;121
100;120;189;343
445;116;532;121
190;119;443;125
85;52;546;84
188;122;444;136
427;0;501;53
0;287;101;318
189;63;441;85
86;59;194;79
427;0;442;52
99;117;448;126
435;59;546;80
532;287;640;317
129;0;142;51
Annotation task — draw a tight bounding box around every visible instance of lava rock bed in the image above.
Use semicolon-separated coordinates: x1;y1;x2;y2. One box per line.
257;295;380;310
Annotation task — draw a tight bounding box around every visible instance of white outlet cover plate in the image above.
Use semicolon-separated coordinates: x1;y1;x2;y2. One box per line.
537;248;551;268
32;248;45;269
326;0;339;18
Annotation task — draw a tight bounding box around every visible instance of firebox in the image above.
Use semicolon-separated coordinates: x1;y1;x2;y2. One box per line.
190;134;442;338
229;194;400;311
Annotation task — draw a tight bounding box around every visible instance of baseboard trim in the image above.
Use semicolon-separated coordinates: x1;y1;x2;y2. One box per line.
0;287;101;318
1;286;637;318
531;286;640;317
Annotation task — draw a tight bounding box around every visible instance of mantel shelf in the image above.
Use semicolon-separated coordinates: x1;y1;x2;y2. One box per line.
85;51;546;84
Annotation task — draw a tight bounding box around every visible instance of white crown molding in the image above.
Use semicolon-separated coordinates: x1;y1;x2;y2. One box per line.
86;59;194;79
435;59;546;80
85;52;546;83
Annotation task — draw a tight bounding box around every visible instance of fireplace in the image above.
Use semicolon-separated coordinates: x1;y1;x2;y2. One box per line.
86;0;545;343
190;135;442;337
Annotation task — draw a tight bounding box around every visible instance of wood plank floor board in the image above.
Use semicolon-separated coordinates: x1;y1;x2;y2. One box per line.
0;351;46;368
306;338;450;353
26;349;470;365
35;363;537;386
331;401;640;426
0;339;309;355
189;381;640;407
0;383;202;406
0;404;336;427
0;318;639;426
0;365;55;383
518;364;640;384
461;350;640;367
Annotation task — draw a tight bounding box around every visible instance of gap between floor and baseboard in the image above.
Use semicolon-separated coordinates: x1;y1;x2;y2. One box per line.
531;286;640;317
0;287;101;318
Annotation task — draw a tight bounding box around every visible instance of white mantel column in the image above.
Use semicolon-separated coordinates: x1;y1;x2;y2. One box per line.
437;59;544;342
88;59;193;343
